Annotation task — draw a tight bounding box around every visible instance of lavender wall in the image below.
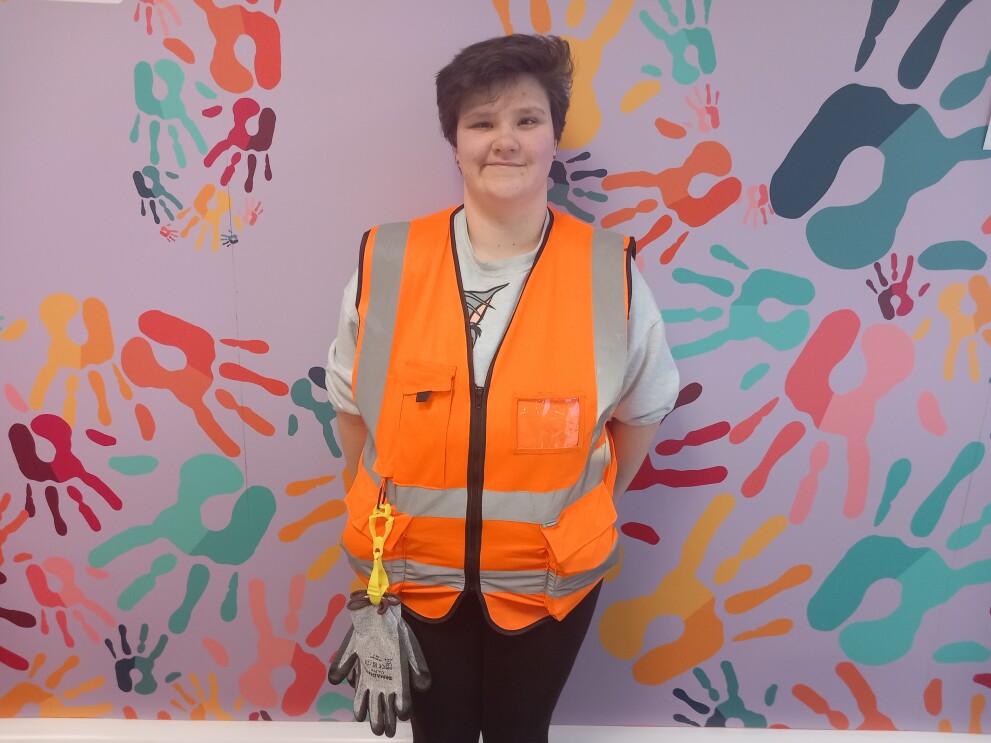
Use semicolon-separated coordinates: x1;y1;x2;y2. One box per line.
1;0;990;732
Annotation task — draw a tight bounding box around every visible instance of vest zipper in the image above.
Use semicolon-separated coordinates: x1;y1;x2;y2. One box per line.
455;207;553;600
465;382;486;593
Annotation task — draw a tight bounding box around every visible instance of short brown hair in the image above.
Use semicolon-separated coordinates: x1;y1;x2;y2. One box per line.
436;34;573;147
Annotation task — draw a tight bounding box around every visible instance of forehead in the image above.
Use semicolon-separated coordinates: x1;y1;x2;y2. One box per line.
459;75;551;117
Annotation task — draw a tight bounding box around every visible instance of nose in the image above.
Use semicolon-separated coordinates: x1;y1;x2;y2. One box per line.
491;123;519;153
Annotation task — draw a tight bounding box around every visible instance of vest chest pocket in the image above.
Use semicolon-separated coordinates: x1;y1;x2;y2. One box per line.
394;360;456;485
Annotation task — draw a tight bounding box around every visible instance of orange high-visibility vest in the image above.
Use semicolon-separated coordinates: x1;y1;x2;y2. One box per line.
341;205;632;632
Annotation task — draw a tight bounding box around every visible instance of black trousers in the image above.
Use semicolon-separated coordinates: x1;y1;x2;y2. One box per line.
402;581;601;743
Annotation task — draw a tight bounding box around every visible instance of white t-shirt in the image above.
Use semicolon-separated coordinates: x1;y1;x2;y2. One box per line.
326;209;680;426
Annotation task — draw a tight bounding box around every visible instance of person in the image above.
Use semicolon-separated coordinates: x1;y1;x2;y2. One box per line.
326;33;679;743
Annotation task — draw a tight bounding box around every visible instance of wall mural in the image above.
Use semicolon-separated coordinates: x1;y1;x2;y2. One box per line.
1;0;990;732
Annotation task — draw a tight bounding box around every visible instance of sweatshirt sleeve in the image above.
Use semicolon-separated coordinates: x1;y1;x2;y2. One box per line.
611;266;681;426
324;269;361;416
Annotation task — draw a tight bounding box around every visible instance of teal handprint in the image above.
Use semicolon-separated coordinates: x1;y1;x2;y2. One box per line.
131;59;209;168
664;245;815;362
289;367;341;458
941;49;991;110
89;454;276;633
639;0;716;85
105;623;171;695
547;152;608;224
672;660;769;728
808;442;991;665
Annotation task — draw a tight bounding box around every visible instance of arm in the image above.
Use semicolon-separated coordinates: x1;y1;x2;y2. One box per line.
607;418;660;501
336;411;368;491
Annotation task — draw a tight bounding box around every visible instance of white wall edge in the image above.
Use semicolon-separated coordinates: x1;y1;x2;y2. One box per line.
0;719;976;742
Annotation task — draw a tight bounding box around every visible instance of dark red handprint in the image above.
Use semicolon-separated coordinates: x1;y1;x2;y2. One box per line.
8;415;122;536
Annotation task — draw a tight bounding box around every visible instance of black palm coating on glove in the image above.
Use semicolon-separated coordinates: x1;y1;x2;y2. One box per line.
328;591;430;737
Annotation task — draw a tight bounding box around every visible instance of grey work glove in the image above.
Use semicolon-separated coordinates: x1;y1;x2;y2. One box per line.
327;591;431;737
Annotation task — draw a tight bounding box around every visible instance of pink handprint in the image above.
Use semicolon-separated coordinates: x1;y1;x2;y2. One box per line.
744;184;774;227
239;577;329;717
242;199;264;226
685;84;720;132
133;0;181;36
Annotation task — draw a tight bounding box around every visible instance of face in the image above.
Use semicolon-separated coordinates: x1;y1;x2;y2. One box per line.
454;74;557;213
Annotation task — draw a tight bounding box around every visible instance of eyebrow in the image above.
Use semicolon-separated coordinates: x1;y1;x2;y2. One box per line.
461;104;548;119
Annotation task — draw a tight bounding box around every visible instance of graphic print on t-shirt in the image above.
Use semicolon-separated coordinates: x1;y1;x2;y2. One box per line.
464;283;509;346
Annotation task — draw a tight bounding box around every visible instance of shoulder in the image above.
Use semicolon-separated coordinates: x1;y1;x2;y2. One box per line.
373;205;463;233
548;208;633;257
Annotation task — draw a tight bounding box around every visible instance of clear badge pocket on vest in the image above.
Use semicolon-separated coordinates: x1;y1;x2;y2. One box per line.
394;360;456;484
515;396;582;452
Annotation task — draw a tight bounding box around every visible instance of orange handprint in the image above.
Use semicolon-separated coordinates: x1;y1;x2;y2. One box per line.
793;662;896;730
491;0;635;149
600;493;809;685
170;672;234;720
176;184;243;251
0;654;113;717
29;294;126;427
937;274;991;382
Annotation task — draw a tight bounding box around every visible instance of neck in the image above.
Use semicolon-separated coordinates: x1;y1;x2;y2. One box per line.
462;197;548;262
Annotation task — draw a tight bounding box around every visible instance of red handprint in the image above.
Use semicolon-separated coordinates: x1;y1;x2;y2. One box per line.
203;98;276;193
8;414;122;536
26;556;115;648
193;0;281;94
121;310;288;457
602;140;741;263
160;224;179;242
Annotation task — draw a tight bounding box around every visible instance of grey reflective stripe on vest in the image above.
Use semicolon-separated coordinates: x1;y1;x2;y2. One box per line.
483;541;620;598
345;554;465;591
348;544;618;599
389;439;610;525
590;228;628;446
354;221;410;475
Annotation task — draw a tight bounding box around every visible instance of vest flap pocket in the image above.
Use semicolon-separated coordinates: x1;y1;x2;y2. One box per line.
399;360;455;396
541;487;617;573
394;360;456;485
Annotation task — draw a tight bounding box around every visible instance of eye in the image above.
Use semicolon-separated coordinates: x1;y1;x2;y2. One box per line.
519;117;538;126
469;121;491;129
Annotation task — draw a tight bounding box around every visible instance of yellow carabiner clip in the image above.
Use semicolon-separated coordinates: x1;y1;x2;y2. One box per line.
366;481;395;606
